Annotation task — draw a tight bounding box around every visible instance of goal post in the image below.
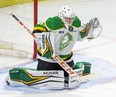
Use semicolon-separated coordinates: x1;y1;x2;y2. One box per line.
0;0;38;59
34;0;38;59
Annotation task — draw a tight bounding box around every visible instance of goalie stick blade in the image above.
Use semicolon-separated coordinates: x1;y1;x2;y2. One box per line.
80;73;101;83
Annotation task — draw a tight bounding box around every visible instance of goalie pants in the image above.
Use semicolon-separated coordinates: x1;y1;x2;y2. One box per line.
37;58;74;77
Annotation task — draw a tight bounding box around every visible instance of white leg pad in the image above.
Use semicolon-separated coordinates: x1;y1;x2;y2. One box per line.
68;75;81;88
6;68;65;89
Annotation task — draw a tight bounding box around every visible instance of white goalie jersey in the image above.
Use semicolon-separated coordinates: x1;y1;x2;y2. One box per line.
34;28;82;62
34;17;102;63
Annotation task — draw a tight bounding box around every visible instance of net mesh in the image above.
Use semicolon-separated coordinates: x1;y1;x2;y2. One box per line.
0;0;35;58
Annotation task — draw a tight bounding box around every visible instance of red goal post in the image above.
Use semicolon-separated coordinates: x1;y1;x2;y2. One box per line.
0;0;38;59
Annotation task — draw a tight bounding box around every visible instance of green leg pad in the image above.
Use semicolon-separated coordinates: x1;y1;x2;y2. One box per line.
9;68;37;82
74;62;91;75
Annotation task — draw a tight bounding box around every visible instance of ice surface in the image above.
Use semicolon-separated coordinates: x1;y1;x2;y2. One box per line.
0;0;116;97
0;54;116;96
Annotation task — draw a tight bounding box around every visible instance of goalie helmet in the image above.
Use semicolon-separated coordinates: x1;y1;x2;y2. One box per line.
58;5;75;27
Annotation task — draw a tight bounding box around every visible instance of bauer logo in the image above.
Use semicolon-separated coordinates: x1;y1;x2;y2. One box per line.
43;71;59;75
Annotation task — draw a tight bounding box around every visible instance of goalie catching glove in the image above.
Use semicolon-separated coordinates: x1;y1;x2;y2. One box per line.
79;17;102;40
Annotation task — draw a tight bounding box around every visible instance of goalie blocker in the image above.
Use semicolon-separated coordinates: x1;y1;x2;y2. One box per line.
6;62;91;89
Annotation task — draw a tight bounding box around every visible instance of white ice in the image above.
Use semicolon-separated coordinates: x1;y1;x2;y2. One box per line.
0;0;116;97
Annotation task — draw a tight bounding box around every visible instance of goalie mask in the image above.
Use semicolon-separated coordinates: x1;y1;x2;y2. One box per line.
58;6;75;28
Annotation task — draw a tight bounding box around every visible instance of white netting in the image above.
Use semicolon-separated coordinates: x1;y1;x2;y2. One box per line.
0;0;35;58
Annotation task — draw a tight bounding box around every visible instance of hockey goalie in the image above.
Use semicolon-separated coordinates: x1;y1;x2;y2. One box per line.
6;5;102;89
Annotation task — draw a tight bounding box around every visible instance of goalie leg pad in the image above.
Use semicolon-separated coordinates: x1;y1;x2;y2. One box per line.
68;75;81;88
6;68;64;89
67;62;92;88
74;62;91;76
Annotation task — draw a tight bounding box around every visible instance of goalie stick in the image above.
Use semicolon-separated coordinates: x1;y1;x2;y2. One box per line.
11;13;81;81
10;13;36;39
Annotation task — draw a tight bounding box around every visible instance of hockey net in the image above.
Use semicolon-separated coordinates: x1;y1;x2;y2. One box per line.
0;0;37;59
